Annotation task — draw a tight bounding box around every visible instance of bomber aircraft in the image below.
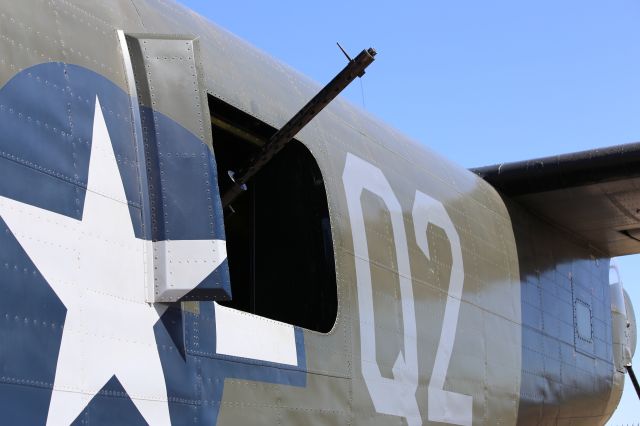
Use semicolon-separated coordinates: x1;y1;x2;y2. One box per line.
0;0;636;425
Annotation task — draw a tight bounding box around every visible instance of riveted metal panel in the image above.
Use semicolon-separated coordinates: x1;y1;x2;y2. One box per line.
125;34;211;148
508;199;616;425
121;32;229;302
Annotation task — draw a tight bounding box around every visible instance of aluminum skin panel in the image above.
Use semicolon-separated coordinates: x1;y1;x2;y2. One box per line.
124;33;230;302
508;200;623;425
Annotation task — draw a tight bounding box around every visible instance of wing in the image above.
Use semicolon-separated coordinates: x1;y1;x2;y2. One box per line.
471;142;640;257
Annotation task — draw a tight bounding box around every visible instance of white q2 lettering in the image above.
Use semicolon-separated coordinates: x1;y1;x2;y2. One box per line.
342;153;472;426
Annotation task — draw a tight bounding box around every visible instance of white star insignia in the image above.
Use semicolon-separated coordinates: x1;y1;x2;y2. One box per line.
0;97;226;425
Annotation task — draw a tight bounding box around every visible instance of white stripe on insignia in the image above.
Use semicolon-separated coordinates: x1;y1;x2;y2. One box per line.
214;303;298;366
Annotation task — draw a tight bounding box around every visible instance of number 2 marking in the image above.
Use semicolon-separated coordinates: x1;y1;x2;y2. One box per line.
342;153;472;426
413;192;472;426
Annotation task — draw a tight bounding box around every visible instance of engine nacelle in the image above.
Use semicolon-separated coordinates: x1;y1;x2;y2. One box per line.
623;288;637;362
610;264;637;372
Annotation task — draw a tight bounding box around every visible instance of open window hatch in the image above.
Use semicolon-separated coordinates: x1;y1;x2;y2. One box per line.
209;96;338;333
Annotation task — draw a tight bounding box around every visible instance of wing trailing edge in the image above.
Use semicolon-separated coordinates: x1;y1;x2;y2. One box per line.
472;142;640;257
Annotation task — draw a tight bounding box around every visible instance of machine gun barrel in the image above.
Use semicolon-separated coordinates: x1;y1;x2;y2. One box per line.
222;47;377;209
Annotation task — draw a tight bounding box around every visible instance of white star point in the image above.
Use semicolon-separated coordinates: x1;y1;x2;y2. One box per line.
0;96;225;425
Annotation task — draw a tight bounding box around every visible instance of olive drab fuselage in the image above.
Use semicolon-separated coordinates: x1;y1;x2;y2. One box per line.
0;1;630;425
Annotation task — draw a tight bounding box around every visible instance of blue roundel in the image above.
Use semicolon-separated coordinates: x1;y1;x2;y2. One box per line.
0;63;305;425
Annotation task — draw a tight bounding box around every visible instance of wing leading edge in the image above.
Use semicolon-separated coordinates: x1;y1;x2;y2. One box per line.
472;142;640;257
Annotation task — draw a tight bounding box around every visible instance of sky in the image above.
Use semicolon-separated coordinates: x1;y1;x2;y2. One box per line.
178;1;640;423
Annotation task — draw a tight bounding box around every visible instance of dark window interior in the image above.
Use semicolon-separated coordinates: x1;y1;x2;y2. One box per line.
209;96;337;333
